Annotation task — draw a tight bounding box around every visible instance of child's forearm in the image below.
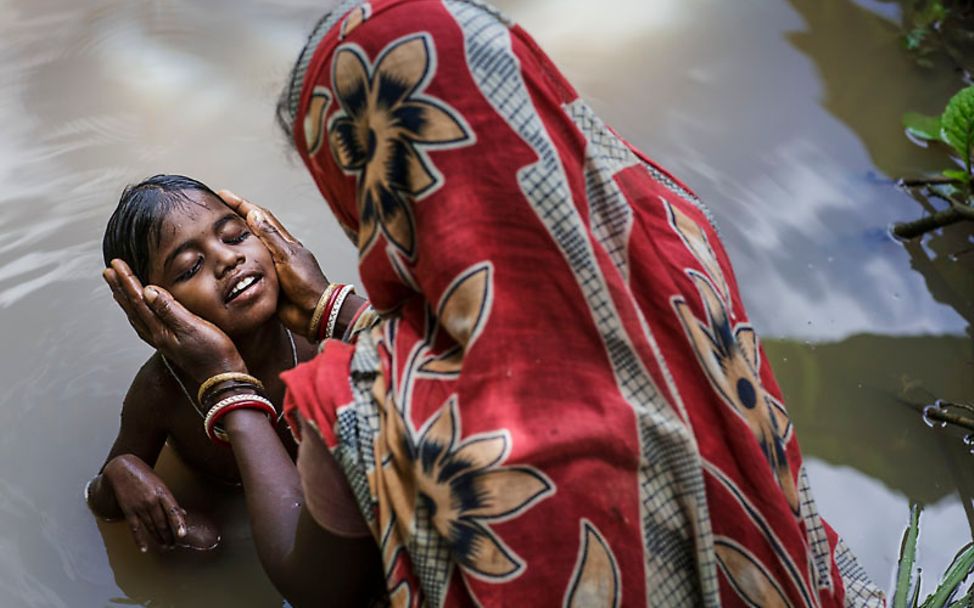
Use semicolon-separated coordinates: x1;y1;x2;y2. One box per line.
85;471;123;520
223;409;379;606
223;409;304;564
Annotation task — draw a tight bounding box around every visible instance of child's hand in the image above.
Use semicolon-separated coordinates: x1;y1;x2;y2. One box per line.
103;259;247;382
219;190;329;339
102;454;188;552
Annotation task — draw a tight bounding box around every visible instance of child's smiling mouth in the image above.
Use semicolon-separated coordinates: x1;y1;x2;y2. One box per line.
224;271;264;304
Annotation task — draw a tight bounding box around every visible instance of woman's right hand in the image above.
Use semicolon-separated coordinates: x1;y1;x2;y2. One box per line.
219;190;330;339
102;455;187;552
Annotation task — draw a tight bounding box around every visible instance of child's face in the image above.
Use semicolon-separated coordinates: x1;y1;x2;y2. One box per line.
146;191;280;338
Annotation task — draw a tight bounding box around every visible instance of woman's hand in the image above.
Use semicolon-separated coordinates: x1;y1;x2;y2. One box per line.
219;190;329;339
102;454;187;551
103;259;246;382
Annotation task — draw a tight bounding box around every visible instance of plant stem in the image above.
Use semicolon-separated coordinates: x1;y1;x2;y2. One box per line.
898;176;961;187
893;206;968;239
924;406;974;432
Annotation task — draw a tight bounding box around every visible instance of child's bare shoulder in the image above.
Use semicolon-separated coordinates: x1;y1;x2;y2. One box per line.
120;353;184;425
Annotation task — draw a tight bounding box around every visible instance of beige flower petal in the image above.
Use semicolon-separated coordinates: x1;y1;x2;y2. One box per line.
420;397;458;455
417;348;463;376
303;88;331;155
462;467;552;520
735;326;759;373
449;434;507;473
715;539;792;608
667;200;729;302
375;35;431;103
438;264;492;348
333;46;371;114
397;143;436;196
398;100;468;145
564;521;620;608
457;520;522;578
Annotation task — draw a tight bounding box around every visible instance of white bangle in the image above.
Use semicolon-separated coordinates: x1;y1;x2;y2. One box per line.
324;284;354;340
203;393;275;442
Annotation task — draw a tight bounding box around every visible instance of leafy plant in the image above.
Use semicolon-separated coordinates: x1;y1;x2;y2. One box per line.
903;85;974;185
894;85;974;239
893;504;974;608
899;0;974;73
904;0;949;54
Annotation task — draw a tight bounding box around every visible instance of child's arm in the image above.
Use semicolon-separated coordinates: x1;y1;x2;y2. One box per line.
223;408;382;606
86;360;188;551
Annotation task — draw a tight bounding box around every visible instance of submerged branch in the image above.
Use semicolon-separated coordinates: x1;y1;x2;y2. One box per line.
892;205;968;239
897;176;961;187
923;403;974;432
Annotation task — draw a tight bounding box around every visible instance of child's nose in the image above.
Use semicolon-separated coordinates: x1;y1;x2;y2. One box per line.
214;244;245;278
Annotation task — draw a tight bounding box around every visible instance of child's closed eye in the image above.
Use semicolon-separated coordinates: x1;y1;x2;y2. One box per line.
176;257;203;282
224;230;250;244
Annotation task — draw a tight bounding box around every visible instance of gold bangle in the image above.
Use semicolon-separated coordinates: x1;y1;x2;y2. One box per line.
197;372;265;406
308;283;338;340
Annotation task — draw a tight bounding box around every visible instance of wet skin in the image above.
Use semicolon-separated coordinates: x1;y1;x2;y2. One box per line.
95;189;381;605
87;191;317;551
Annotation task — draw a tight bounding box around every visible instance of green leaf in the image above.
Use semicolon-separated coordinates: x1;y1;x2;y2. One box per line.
946;586;973;608
921;543;974;608
912;570;924;608
942;86;974;173
942;169;970;183
895;505;923;608
904;112;944;142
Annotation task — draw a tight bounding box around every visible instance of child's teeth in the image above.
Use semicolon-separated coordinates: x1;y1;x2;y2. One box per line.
232;276;255;297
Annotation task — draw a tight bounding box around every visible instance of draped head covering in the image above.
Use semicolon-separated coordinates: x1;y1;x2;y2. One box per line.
281;1;884;606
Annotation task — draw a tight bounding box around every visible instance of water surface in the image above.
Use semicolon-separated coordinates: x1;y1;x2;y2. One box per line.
0;0;971;604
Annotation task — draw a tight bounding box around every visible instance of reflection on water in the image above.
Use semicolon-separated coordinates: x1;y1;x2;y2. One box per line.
0;0;971;605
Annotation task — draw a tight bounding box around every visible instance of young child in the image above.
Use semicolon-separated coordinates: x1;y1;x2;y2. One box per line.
85;174;319;552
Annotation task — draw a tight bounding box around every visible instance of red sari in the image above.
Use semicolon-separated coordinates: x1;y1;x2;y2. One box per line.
281;1;883;605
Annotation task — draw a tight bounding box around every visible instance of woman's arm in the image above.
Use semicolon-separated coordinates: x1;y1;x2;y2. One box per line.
223;409;382;607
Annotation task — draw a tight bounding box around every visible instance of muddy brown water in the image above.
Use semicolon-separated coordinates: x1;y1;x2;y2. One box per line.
0;0;971;605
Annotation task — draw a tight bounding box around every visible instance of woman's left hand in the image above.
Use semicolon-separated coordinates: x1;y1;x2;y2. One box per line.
103;259;247;382
219;190;330;339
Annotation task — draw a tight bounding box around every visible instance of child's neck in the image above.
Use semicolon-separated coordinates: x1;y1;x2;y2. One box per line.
230;318;291;375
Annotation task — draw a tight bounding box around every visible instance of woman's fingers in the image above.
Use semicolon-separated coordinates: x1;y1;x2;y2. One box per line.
260;208;299;244
159;493;188;539
245;209;297;265
218;189;259;219
219;189;299;247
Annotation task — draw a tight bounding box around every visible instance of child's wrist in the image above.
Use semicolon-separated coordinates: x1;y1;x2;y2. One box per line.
192;356;248;385
222;407;274;436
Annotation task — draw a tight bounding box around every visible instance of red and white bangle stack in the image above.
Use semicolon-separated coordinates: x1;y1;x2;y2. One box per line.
204;394;276;444
308;283;355;342
195;371;277;445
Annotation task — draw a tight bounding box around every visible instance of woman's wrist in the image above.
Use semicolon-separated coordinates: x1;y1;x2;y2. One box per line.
334;294;367;341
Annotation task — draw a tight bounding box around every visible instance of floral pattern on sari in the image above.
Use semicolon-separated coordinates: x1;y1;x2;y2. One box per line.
564;520;621;608
373;389;554;594
665;198;799;513
327;32;474;259
715;537;793;608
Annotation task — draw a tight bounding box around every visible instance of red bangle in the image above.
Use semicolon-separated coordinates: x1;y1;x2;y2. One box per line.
317;286;344;341
205;398;277;445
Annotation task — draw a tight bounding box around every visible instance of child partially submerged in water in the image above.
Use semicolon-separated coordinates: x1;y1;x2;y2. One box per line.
85;174;318;551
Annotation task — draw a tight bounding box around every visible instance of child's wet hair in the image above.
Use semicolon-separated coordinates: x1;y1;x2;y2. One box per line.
103;174;222;283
